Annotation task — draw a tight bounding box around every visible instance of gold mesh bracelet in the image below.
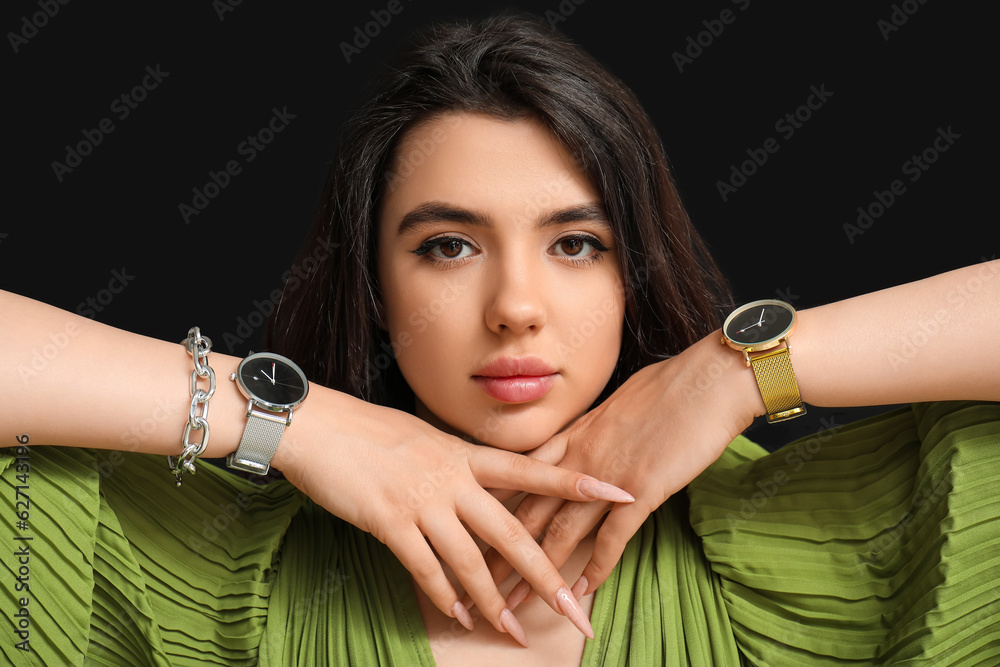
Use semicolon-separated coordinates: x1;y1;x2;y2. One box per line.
749;346;806;423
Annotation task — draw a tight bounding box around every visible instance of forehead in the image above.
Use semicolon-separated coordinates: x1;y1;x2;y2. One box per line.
380;112;600;229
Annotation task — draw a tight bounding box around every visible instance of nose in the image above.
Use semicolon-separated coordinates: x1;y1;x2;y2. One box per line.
484;257;547;335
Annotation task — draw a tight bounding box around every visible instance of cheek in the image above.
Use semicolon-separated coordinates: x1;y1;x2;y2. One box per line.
553;272;626;371
382;272;474;373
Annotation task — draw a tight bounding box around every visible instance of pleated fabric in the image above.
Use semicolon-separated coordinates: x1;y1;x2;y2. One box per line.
582;490;743;665
2;400;998;665
257;500;435;666
688;401;1000;664
1;446;304;666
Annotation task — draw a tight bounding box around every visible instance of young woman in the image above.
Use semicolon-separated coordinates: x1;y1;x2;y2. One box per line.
2;11;998;666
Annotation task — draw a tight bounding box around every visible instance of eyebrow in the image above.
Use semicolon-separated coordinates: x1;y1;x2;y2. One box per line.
395;201;611;235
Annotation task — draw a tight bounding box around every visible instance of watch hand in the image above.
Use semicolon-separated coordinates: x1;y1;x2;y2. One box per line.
757;308;765;326
261;365;276;385
736;321;762;334
271;380;304;389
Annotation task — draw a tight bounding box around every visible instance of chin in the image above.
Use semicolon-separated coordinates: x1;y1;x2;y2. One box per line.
454;408;574;453
471;430;553;453
414;396;584;453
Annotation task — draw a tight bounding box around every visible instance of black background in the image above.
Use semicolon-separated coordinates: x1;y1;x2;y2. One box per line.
3;1;993;445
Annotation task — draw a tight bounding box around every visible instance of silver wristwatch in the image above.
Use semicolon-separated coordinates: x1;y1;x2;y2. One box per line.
227;352;309;475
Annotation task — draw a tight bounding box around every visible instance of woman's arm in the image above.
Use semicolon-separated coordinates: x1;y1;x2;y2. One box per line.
794;258;998;407
0;288;634;643
492;259;1000;605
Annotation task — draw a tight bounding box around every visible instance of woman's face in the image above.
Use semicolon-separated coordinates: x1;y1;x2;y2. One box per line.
377;112;625;451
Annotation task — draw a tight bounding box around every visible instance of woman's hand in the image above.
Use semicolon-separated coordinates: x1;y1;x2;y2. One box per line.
484;333;762;606
488;259;1000;605
271;388;635;644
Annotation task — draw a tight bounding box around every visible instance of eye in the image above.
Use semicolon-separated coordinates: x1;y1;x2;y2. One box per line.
412;236;477;262
551;234;608;261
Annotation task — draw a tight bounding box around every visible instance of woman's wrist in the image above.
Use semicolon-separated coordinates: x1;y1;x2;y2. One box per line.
268;382;370;487
694;330;767;429
267;382;325;478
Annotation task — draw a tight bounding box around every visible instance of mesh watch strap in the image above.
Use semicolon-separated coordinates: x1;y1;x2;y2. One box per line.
227;411;287;475
749;346;806;423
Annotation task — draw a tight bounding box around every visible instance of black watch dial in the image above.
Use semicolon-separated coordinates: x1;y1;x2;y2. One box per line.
723;299;796;347
237;353;309;411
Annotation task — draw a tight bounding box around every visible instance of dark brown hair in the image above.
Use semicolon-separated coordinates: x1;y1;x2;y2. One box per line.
265;11;731;410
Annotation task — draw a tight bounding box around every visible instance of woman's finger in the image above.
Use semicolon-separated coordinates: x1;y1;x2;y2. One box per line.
382;523;474;632
469;446;634;503
419;509;529;644
479;494;566;594
508;499;610;610
576;501;652;596
519;429;570;465
458;491;596;640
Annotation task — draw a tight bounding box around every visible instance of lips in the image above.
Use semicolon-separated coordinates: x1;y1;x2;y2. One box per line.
472;356;558;403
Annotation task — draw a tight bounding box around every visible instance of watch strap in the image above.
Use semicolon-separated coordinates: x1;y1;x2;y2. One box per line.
749;346;806;423
227;409;288;475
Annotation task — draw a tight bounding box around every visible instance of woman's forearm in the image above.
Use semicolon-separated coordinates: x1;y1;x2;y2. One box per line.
0;288;252;457
790;259;999;409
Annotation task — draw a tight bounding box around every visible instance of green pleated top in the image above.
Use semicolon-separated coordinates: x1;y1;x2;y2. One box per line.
2;401;998;665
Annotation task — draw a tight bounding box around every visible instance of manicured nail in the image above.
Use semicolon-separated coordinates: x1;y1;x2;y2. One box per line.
451;601;474;632
577;477;635;503
556;586;594;639
500;608;529;647
571;574;589;600
506;579;531;611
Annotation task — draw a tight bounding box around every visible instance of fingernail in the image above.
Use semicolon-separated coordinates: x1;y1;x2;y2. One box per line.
461;593;474;612
500;608;529;647
577;477;635;503
451;601;474;632
571;574;589;600
506;579;530;611
556;586;594;639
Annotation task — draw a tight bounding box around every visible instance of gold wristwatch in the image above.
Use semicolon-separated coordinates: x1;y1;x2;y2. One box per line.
721;299;806;423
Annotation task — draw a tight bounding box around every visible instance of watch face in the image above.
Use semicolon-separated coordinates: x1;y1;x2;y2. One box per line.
236;353;309;411
723;299;796;348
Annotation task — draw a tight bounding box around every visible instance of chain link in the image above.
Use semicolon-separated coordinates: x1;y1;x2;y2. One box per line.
168;327;215;486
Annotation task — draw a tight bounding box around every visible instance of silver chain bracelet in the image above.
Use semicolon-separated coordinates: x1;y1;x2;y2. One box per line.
168;327;216;486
